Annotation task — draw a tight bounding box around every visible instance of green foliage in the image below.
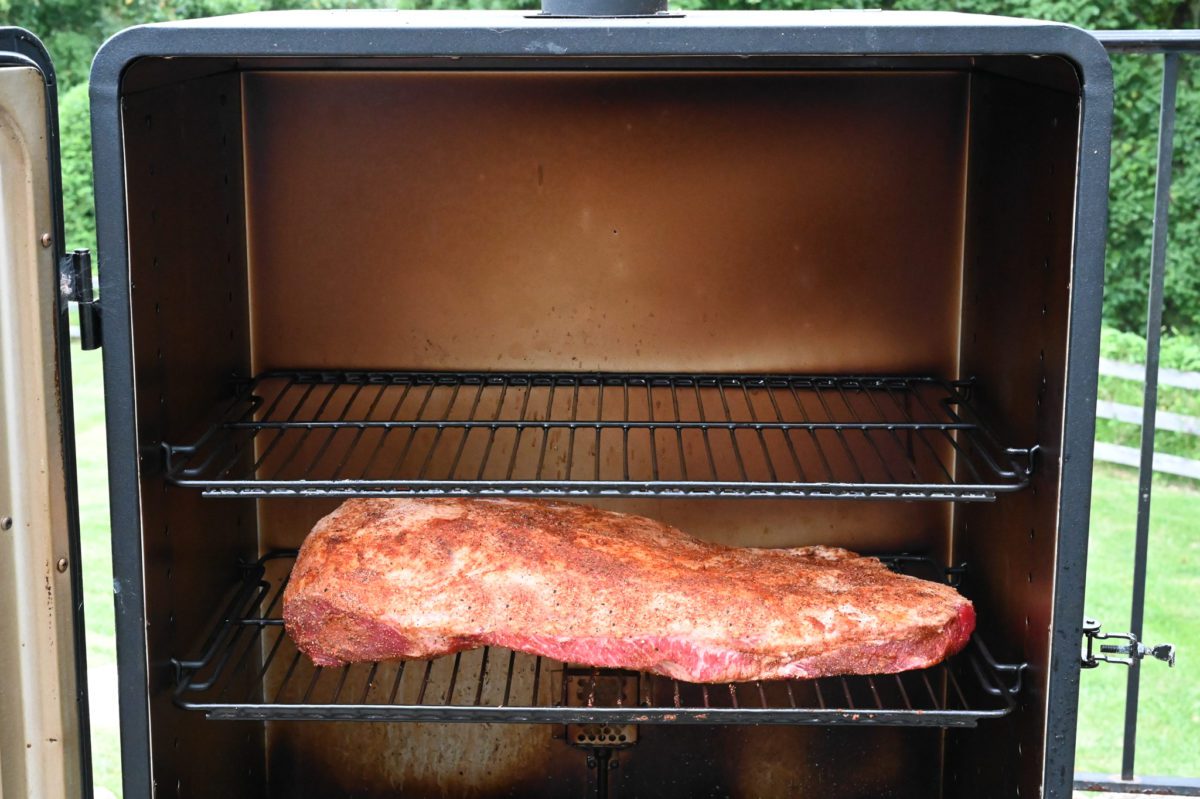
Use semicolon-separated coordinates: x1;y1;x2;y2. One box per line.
3;0;111;86
1101;322;1200;369
59;82;95;258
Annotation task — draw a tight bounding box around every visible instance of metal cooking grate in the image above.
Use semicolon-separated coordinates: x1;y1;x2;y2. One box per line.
173;552;1026;727
163;371;1034;500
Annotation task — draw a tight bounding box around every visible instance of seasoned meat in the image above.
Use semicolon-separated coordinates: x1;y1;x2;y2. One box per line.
283;498;974;683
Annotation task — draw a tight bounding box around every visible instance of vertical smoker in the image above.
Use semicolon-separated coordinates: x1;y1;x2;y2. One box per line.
3;9;1118;799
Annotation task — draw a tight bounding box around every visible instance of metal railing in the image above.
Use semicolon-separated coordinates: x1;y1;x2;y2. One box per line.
1076;30;1200;798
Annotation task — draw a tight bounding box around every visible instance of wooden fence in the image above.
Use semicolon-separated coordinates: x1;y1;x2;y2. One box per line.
1095;358;1200;480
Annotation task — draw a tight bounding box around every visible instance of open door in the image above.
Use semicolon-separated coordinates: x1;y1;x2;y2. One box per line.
0;27;92;799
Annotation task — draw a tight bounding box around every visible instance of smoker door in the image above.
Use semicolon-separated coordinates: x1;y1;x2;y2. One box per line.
0;27;92;799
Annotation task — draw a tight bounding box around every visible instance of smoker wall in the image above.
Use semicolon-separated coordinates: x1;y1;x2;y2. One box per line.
114;54;1084;798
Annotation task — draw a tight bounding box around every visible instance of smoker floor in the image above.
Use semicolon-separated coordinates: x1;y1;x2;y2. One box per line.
162;370;1035;501
173;552;1026;727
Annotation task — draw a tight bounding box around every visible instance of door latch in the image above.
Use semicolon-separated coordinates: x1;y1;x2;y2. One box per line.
59;248;100;350
1081;618;1175;669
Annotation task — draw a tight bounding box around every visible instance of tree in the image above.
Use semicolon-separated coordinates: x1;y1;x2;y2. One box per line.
58;82;94;259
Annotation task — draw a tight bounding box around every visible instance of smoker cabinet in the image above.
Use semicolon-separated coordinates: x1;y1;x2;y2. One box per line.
0;10;1116;799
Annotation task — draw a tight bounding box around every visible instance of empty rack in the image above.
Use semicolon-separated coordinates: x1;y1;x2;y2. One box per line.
163;371;1035;500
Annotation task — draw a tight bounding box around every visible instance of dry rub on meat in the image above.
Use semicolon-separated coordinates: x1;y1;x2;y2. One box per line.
283;498;975;683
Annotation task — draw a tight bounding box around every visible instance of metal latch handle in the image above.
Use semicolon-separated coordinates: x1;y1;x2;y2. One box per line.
1082;618;1176;669
59;248;101;350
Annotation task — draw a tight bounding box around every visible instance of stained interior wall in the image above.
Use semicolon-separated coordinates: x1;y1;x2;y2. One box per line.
121;71;262;796
945;69;1081;799
244;70;968;376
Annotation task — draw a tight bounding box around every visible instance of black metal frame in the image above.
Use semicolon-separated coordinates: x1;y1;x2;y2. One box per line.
162;370;1033;501
1073;30;1200;799
0;26;94;799
173;551;1025;728
86;14;1113;798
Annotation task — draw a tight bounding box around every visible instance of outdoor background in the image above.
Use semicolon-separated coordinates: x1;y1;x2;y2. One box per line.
3;0;1198;795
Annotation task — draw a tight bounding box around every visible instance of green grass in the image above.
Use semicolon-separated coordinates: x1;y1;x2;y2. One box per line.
68;345;1197;792
1075;463;1200;778
70;343;121;798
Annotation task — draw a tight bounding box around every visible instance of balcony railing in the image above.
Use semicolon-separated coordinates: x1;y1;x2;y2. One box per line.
1077;30;1200;798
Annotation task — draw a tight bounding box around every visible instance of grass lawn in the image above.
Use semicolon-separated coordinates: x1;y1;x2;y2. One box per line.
70;344;121;798
1074;463;1200;778
67;343;1198;795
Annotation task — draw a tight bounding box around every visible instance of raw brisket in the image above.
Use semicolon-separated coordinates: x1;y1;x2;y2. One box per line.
283;498;974;683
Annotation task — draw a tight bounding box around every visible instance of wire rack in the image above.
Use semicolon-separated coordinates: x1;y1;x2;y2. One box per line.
163;371;1034;500
173;552;1026;727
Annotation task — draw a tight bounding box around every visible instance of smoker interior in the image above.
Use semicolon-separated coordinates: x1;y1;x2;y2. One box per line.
120;57;1080;797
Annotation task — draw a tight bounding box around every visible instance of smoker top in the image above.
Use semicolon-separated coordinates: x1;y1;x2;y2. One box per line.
91;8;1111;86
130;9;1076;29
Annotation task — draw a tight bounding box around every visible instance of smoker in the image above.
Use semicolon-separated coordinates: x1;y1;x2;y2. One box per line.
0;7;1173;798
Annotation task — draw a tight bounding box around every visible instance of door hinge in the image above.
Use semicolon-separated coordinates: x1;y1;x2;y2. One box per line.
59;248;100;350
1081;618;1176;669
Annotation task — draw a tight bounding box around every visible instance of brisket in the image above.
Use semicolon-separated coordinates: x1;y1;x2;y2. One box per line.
283;498;974;683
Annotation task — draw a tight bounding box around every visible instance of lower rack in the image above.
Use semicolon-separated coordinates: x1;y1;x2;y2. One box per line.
173;551;1026;728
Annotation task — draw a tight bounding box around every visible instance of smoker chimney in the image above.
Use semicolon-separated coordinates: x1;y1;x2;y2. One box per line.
539;0;669;17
